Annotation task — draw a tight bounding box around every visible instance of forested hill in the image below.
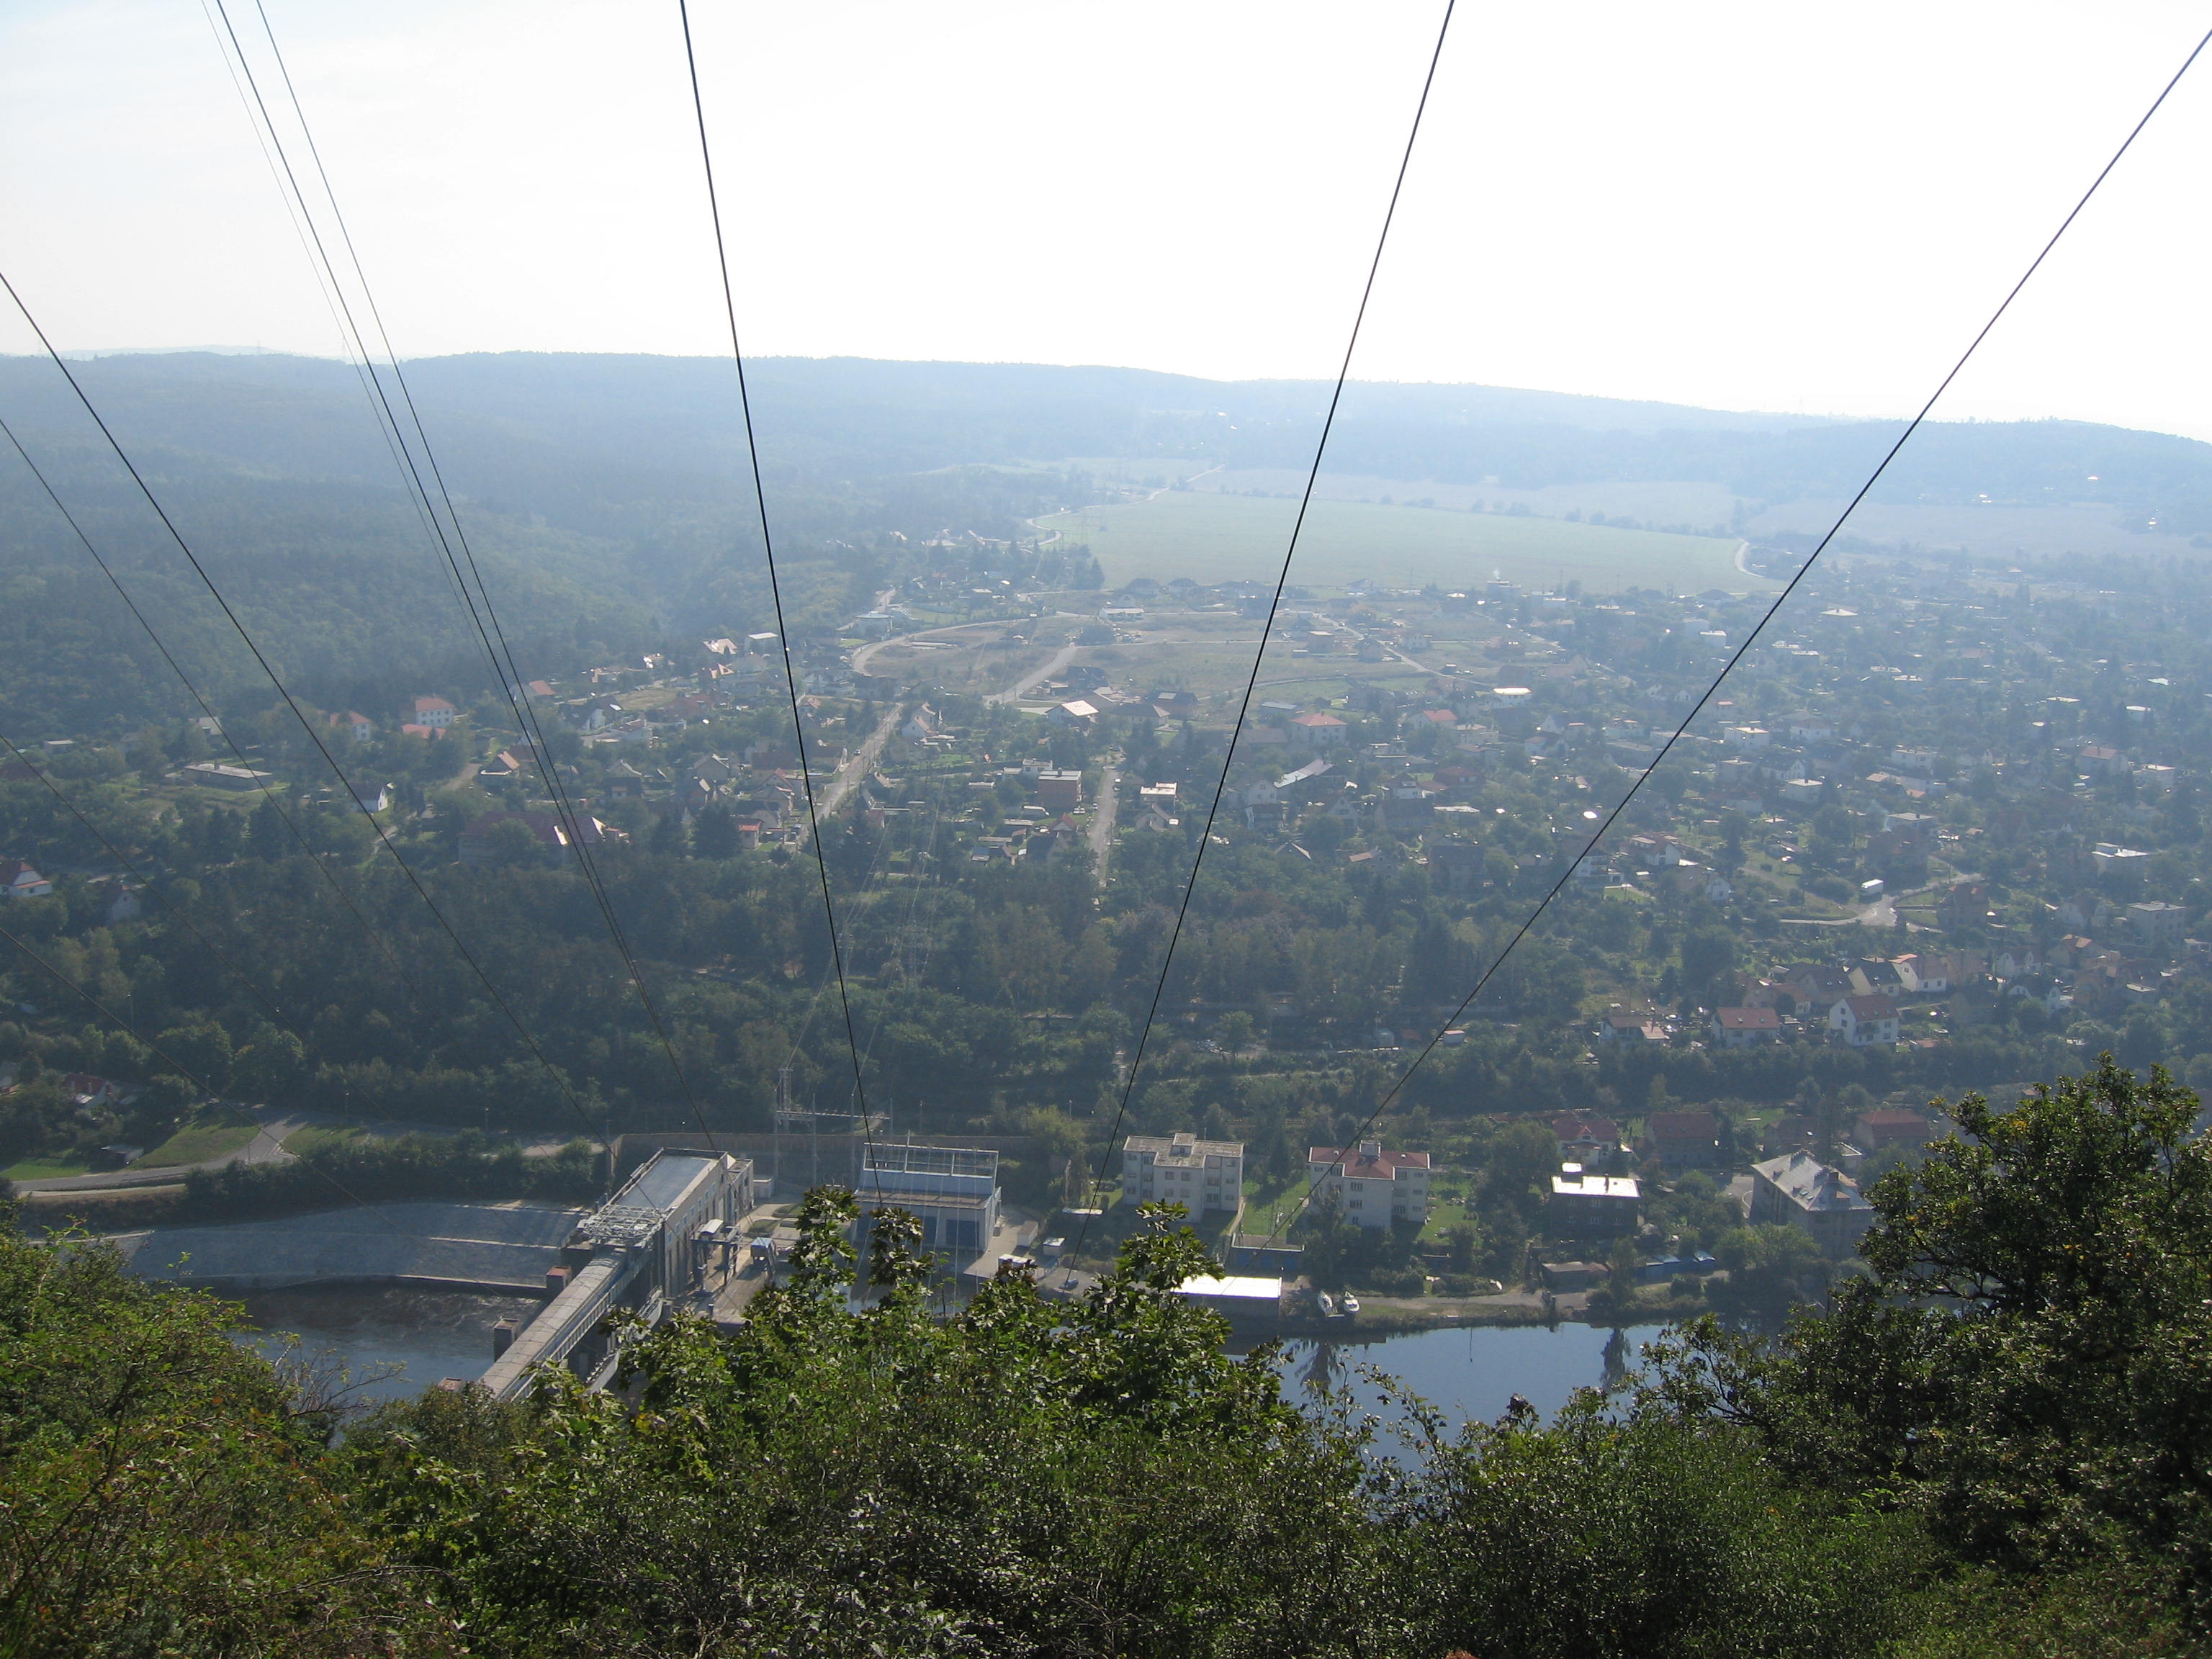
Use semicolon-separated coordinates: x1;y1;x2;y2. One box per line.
14;350;2212;525
6;349;2212;733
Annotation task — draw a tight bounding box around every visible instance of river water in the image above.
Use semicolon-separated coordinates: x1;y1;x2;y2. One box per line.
234;1285;546;1402
1268;1322;1664;1434
236;1283;1663;1423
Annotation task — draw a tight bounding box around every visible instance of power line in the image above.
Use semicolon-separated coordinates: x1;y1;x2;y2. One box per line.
1264;17;2212;1247
0;271;600;1138
1068;0;1458;1264
207;0;724;1157
0;412;440;1017
676;0;881;1204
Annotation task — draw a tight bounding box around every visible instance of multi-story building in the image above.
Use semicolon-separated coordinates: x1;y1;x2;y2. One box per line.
1830;994;1900;1047
859;1143;1001;1258
1123;1133;1244;1214
1749;1151;1874;1256
1305;1139;1431;1229
1547;1163;1640;1237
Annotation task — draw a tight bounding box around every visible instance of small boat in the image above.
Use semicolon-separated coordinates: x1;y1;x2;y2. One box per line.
1340;1292;1362;1317
1316;1292;1336;1318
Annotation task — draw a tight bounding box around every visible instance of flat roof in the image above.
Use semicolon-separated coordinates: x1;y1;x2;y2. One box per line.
616;1153;719;1212
863;1143;997;1179
1176;1274;1282;1302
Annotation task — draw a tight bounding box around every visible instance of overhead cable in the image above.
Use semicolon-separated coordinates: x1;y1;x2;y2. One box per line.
0;271;600;1136
1069;0;1459;1262
208;0;724;1155
676;0;882;1201
1264;17;2212;1246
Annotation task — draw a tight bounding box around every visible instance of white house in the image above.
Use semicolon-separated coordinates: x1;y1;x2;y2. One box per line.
1123;1132;1244;1214
1290;711;1349;746
1830;993;1900;1047
1749;1151;1874;1256
1306;1139;1431;1228
410;695;459;729
0;858;53;899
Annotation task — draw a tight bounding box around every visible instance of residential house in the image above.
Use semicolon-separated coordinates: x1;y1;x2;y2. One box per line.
1781;963;1851;1020
1307;1139;1432;1228
2127;900;2189;950
1645;1110;1722;1170
1123;1132;1244;1214
1853;1109;1933;1151
0;858;54;899
326;711;375;742
1548;1164;1640;1237
1550;1112;1622;1162
1830;994;1901;1047
1289;711;1349;746
410;695;459;730
181;762;274;791
1749;1151;1874;1256
1711;1005;1781;1048
1037;770;1084;813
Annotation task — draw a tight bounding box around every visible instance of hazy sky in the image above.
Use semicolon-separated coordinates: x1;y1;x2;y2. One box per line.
5;1;2212;438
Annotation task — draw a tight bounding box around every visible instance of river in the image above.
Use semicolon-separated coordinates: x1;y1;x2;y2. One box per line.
236;1284;1663;1422
1267;1322;1665;1434
234;1285;545;1402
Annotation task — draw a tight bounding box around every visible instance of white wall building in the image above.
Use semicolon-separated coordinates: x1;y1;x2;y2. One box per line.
1123;1132;1244;1214
1306;1139;1432;1229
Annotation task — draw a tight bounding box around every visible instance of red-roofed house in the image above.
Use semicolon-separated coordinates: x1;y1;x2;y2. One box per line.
410;695;459;730
1550;1112;1622;1161
1830;994;1900;1047
1290;711;1348;746
1710;1005;1781;1048
1306;1139;1432;1228
1853;1108;1933;1150
1645;1110;1722;1170
0;858;53;899
62;1072;122;1106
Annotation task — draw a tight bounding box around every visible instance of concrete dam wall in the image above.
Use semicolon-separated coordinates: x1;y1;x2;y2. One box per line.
112;1201;586;1292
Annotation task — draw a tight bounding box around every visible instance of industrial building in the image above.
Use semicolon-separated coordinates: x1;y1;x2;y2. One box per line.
857;1142;1001;1258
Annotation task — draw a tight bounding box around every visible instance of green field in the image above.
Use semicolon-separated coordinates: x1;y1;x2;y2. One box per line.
1038;490;1761;595
1;1159;91;1181
132;1115;259;1169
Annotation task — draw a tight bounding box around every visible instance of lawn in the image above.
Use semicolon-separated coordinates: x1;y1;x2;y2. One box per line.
132;1114;261;1169
1037;490;1762;596
2;1158;92;1181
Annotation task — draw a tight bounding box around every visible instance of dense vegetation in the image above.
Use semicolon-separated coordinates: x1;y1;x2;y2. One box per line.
3;1057;2202;1656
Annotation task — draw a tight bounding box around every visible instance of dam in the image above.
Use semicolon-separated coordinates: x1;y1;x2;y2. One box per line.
117;1151;757;1401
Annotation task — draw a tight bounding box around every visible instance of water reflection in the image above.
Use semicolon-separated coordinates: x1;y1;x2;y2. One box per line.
1270;1323;1665;1434
232;1285;544;1403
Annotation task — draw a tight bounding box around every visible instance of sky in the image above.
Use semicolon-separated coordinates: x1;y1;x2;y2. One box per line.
4;0;2212;439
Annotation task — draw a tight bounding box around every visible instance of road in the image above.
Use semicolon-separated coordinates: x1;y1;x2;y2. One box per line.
992;642;1079;705
1087;765;1118;884
1780;872;1977;930
817;700;905;819
12;1109;305;1194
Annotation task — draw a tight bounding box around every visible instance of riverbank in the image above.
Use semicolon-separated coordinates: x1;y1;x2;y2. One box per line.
1271;1288;1708;1338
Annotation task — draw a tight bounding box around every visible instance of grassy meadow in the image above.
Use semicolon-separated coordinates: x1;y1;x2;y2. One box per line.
1038;490;1761;595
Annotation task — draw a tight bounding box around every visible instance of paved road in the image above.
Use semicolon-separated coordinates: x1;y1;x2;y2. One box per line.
1088;765;1118;884
992;642;1079;705
1779;872;1977;930
12;1110;305;1194
817;701;905;819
